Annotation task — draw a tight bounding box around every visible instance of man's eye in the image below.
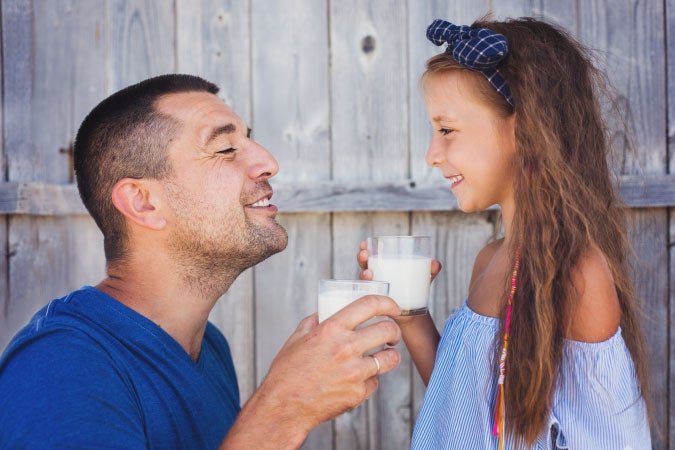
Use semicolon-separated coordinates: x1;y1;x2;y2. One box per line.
217;147;237;154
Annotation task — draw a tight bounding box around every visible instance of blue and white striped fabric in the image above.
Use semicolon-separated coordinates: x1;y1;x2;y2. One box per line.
426;19;515;107
411;301;651;449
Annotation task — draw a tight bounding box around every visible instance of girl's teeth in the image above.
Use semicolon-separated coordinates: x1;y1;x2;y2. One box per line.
251;198;270;207
450;175;464;184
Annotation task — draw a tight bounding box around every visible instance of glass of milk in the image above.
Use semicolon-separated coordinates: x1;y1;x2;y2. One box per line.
366;236;432;316
317;279;390;323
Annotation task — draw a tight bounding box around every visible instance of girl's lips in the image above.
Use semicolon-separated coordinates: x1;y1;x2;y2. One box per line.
448;174;464;188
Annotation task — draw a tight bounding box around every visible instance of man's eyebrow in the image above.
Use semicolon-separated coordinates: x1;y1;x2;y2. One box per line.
205;124;236;145
205;124;252;145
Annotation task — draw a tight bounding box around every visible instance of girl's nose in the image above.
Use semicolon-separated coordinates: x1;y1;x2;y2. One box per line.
425;136;446;167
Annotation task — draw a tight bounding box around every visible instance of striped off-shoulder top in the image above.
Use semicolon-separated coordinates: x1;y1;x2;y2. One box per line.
411;301;651;450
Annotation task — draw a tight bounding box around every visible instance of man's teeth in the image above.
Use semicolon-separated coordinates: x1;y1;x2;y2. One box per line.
251;198;270;207
450;175;464;184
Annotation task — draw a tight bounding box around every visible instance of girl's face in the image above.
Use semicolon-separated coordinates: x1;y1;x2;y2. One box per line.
424;71;517;215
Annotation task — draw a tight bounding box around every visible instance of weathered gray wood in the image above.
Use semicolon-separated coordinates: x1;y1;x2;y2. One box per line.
626;210;669;449
2;0;108;351
176;0;256;403
254;213;333;449
109;0;175;91
330;0;410;446
1;0;34;353
670;208;674;450
0;1;673;448
250;0;332;448
578;1;668;448
208;270;255;401
2;175;673;216
332;213;410;450
0;0;7;353
667;0;675;447
175;0;251;122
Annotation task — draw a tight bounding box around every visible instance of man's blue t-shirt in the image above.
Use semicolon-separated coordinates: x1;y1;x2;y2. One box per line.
0;286;241;449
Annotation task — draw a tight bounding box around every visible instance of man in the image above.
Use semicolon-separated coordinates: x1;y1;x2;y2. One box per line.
0;74;401;449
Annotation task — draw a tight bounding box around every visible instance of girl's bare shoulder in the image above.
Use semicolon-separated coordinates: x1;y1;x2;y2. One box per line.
471;238;504;275
567;246;621;342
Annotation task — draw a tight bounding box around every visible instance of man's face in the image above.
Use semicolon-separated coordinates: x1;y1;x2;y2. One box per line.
156;91;288;278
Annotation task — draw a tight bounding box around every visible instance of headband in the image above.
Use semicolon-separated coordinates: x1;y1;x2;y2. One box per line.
426;19;515;107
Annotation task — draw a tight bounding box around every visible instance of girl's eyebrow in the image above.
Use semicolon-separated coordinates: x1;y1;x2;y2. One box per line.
431;115;458;123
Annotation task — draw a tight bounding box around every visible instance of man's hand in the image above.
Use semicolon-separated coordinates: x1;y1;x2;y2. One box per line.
220;295;401;449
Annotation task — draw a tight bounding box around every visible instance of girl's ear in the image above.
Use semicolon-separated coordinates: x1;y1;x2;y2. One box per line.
110;178;167;230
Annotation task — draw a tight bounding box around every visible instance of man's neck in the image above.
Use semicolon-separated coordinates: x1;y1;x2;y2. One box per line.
96;256;235;361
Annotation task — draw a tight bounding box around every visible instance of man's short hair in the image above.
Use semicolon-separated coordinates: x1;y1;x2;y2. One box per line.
73;74;219;262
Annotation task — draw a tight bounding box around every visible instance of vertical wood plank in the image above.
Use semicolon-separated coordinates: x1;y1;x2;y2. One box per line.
2;0;108;350
667;0;675;447
0;0;6;351
626;210;669;449
330;1;408;181
330;1;410;447
254;214;333;450
332;212;410;450
250;1;332;448
578;2;668;447
109;0;175;91
175;0;256;403
175;0;251;121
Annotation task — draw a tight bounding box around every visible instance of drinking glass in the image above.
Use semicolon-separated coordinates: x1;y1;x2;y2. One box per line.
366;236;432;316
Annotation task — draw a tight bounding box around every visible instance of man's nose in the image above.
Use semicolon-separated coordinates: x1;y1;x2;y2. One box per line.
248;141;279;179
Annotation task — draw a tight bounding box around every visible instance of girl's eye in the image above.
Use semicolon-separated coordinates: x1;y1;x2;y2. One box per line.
217;147;237;155
438;128;454;136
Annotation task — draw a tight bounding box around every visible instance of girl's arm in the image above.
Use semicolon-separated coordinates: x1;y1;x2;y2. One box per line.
357;241;442;386
393;313;440;385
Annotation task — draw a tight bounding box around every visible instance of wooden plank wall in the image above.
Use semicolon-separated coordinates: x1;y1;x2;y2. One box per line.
0;1;671;449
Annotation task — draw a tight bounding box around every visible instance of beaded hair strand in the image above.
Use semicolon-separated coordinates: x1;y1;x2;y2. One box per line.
492;243;522;450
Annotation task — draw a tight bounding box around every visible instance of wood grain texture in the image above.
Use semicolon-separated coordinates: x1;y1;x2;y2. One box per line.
109;0;175;90
176;0;252;122
2;0;108;350
578;2;668;447
332;213;410;450
667;0;674;447
626;209;669;449
1;175;672;216
0;1;672;448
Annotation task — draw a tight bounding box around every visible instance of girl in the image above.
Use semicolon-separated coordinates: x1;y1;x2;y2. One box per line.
359;17;651;449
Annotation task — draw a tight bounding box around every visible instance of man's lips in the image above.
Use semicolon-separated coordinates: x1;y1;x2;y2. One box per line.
246;193;278;213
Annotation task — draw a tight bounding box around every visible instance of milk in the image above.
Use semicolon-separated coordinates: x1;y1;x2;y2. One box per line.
318;290;364;323
368;255;431;314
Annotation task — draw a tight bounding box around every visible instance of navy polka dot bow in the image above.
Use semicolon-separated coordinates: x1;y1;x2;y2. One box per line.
426;19;514;107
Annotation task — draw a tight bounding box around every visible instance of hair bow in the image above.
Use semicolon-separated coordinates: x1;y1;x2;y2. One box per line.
426;19;515;107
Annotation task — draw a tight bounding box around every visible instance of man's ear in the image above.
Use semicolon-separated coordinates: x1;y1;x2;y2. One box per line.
111;178;167;230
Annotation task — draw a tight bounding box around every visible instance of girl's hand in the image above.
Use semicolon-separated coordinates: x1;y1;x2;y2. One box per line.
357;240;443;282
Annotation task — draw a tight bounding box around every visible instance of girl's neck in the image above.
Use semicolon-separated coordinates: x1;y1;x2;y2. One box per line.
500;198;516;244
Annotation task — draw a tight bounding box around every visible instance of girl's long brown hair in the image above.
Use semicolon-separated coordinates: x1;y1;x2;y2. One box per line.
423;17;651;445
